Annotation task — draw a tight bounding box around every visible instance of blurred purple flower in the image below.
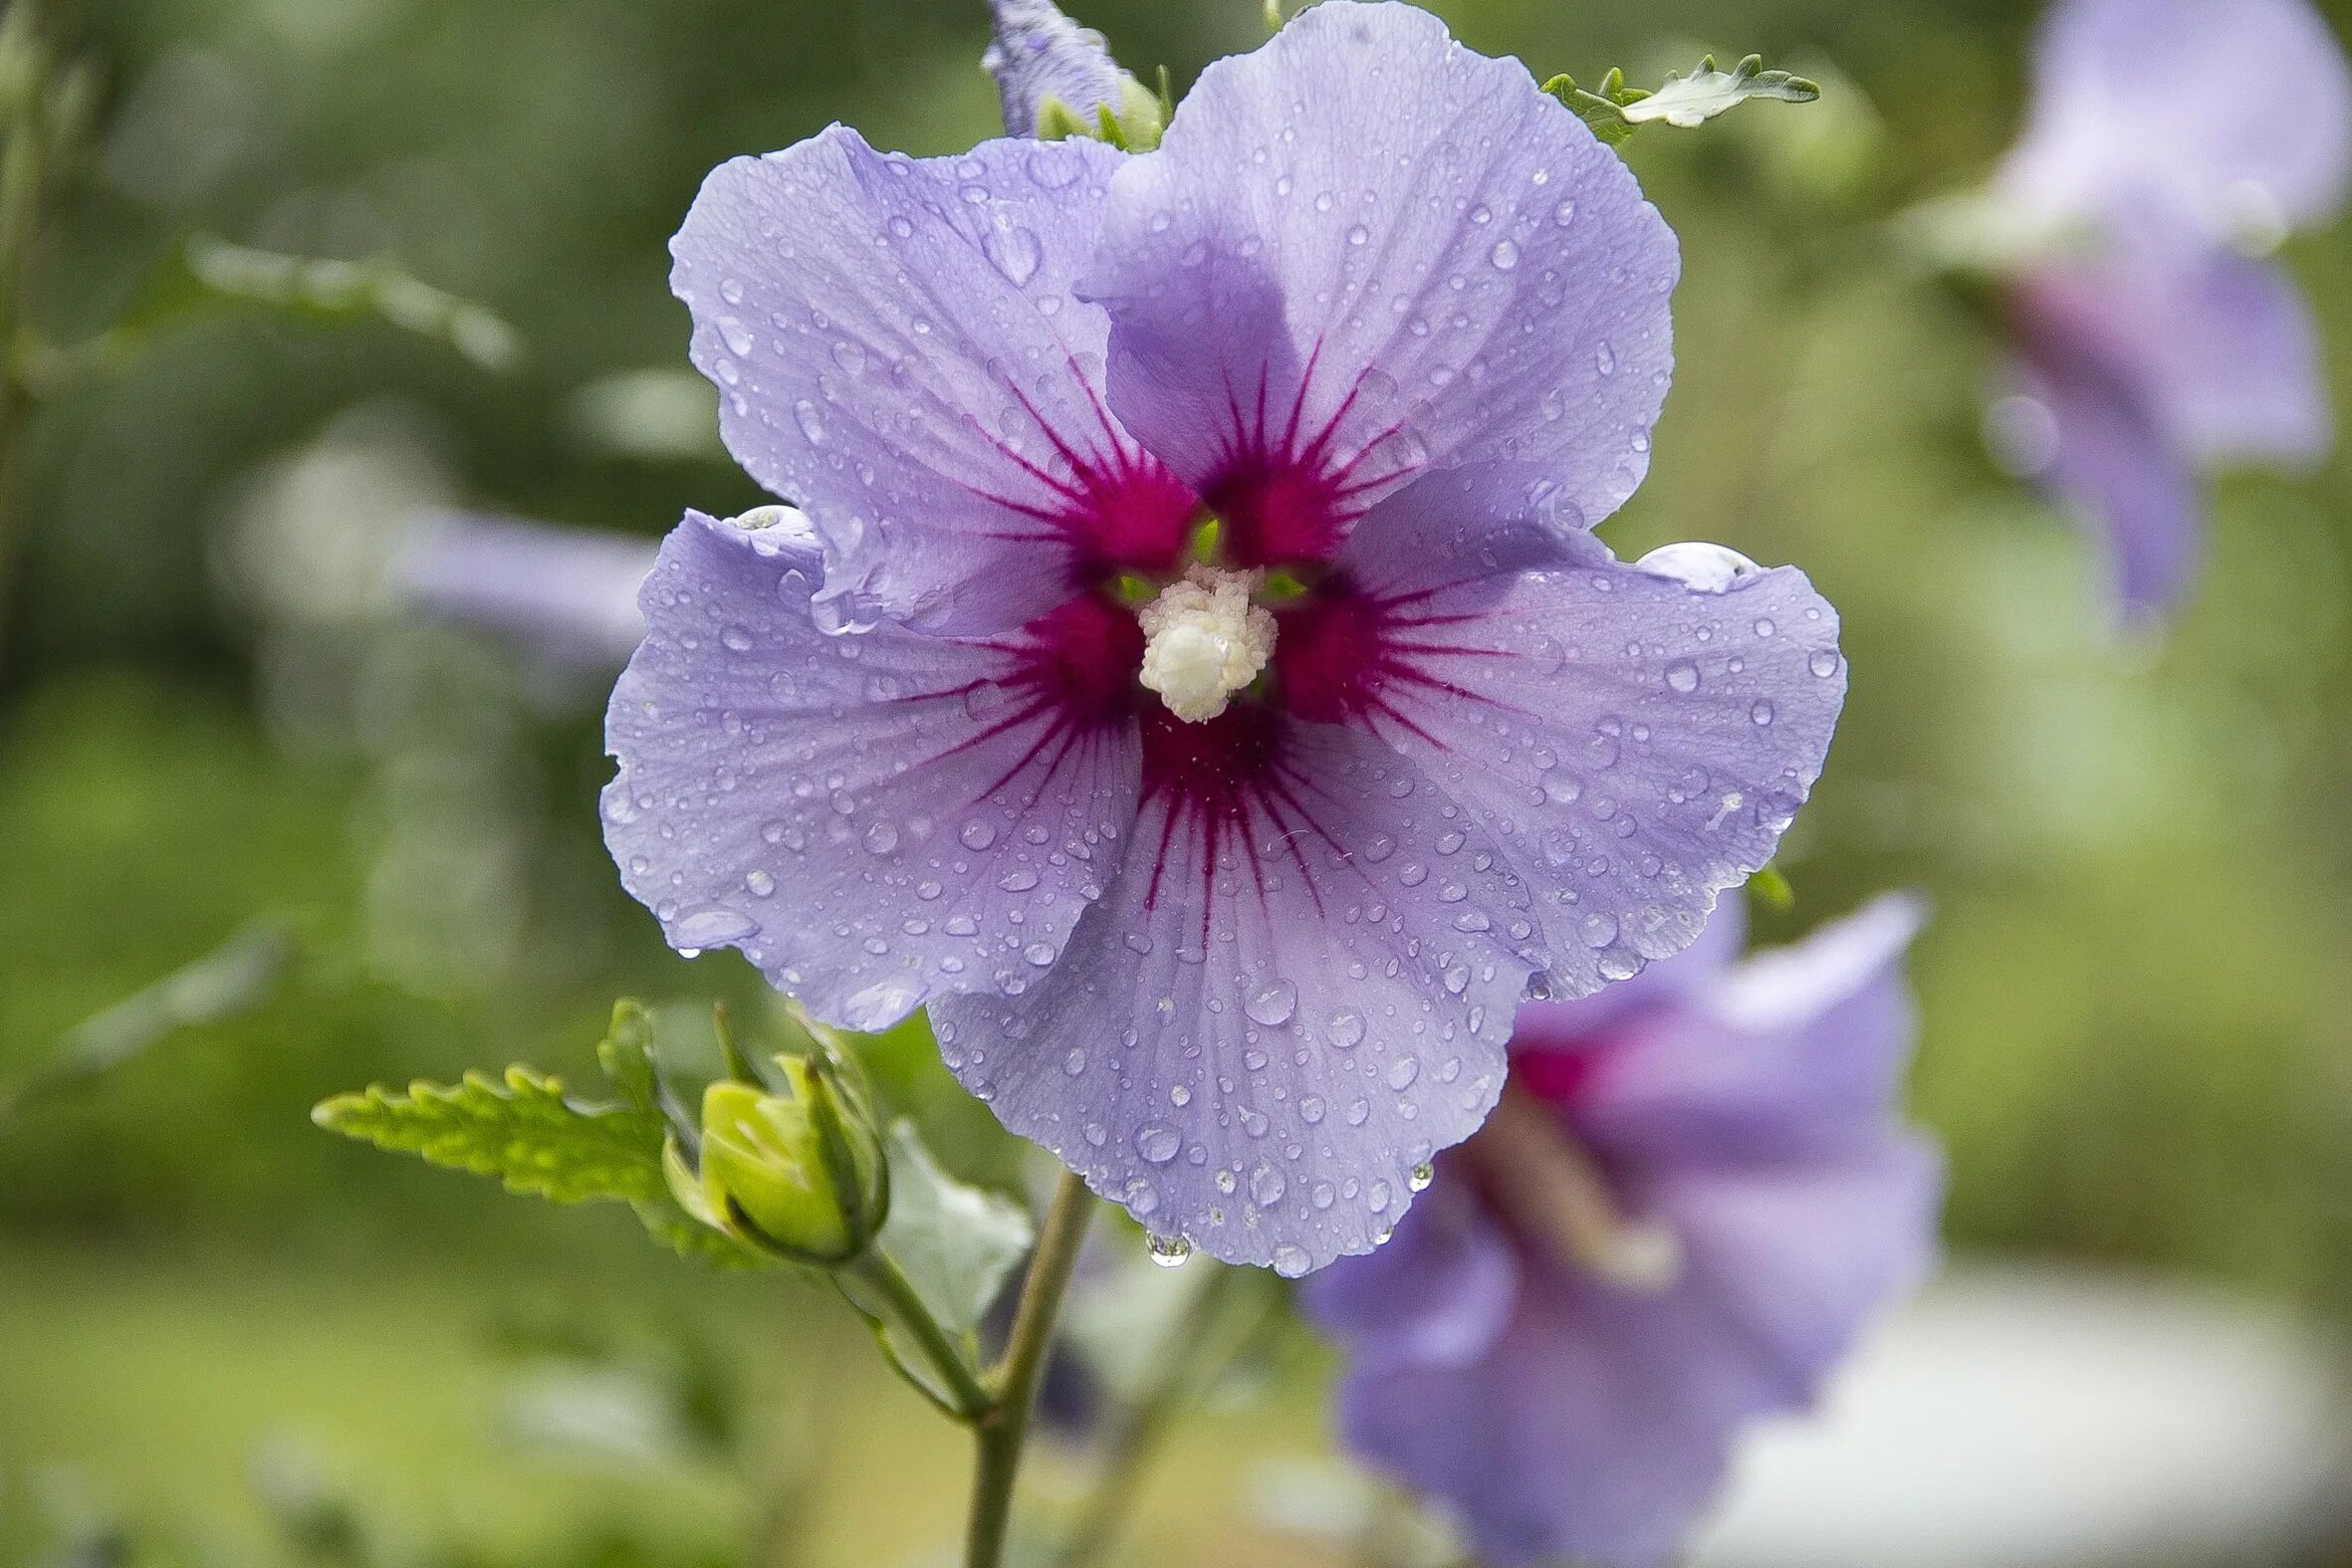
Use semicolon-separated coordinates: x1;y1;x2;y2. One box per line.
1304;895;1941;1566
1991;0;2351;618
603;2;1850;1272
397;513;661;669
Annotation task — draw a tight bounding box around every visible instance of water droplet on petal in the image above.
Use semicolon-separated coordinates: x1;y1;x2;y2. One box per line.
1136;1123;1181;1164
1245;980;1298;1026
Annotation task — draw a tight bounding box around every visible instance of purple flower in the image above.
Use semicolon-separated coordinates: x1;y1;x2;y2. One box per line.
604;2;1849;1273
1990;0;2351;618
397;513;661;669
982;0;1146;141
1303;896;1941;1567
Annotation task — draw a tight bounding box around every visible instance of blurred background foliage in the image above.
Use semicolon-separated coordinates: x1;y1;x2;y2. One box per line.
2;0;2350;1561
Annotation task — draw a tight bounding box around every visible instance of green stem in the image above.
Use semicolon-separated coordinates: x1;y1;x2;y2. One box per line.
847;1245;994;1421
0;0;67;662
1053;1264;1269;1568
965;1169;1096;1568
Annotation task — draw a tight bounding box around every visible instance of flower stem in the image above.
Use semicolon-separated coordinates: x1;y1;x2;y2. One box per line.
1053;1262;1273;1568
966;1168;1096;1568
845;1245;994;1421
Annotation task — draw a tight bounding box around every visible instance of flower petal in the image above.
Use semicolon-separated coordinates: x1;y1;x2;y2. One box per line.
983;0;1133;138
672;128;1196;635
1581;894;1927;1163
1281;467;1843;1001
602;510;1139;1032
2001;0;2352;234
2008;280;2207;619
1298;1181;1520;1369
1331;1137;1938;1568
931;714;1531;1273
1083;1;1676;562
1509;893;1746;1060
2029;243;2331;469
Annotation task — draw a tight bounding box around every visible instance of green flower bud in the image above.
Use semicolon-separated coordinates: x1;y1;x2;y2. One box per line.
688;1052;888;1265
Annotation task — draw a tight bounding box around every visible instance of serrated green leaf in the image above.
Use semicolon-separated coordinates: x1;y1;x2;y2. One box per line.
873;1121;1035;1337
1622;54;1820;128
315;1068;667;1206
1545;53;1818;144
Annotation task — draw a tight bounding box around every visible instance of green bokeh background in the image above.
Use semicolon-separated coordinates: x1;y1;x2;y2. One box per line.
3;0;2350;1562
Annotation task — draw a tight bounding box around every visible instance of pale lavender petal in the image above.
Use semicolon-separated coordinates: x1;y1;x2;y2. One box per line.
1083;1;1676;551
2002;0;2352;233
602;510;1138;1032
932;718;1531;1272
2029;240;2331;468
672;129;1197;635
2009;277;2207;617
396;514;659;668
984;0;1131;137
1582;894;1927;1163
1299;1182;1520;1369
1287;467;1843;1002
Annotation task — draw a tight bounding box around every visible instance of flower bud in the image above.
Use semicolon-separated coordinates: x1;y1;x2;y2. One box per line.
686;1052;888;1265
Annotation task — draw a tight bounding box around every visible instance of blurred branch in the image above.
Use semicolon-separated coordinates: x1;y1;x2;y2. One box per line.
0;921;298;1135
1053;1263;1282;1568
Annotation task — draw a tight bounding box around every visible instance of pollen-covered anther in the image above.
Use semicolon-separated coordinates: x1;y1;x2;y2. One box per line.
1135;564;1276;723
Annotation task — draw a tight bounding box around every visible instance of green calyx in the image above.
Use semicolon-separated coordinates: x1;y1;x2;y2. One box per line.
1033;71;1169;153
683;1050;888;1266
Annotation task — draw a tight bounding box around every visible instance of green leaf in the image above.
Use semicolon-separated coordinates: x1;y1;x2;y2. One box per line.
1623;54;1820;127
873;1121;1036;1338
314;1067;668;1206
596;999;662;1112
1545;54;1819;145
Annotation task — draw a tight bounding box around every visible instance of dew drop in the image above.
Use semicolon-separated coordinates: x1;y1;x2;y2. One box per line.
1146;1232;1193;1266
985;225;1043;286
1136;1123;1182;1165
1665;660;1700;694
1245;980;1298;1026
1489;238;1520;271
673;906;757;946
